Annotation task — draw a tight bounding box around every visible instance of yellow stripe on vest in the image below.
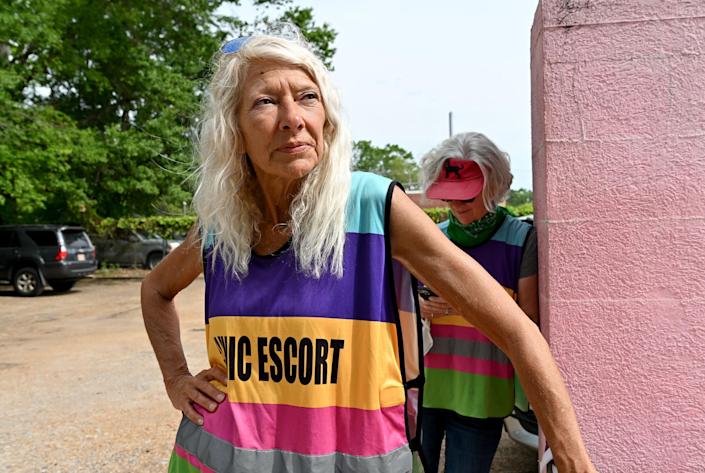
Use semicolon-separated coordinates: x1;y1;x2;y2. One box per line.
206;316;406;410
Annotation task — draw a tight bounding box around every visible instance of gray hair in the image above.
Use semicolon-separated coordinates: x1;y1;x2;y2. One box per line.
193;31;351;279
420;132;512;211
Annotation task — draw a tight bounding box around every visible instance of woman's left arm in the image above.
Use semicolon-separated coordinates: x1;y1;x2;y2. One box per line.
389;187;595;473
517;275;539;324
517;226;540;324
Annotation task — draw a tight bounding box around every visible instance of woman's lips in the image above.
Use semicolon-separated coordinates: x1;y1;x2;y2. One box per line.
278;143;311;154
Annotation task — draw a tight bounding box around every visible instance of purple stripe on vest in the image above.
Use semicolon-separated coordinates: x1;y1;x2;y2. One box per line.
393;261;415;313
205;232;395;323
464;240;523;291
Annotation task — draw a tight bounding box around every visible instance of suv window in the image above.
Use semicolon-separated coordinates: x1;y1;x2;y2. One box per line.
114;228;137;241
62;230;91;249
25;230;59;247
137;231;159;240
0;230;18;248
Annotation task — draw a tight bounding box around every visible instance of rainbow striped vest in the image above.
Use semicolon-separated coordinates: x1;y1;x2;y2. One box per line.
423;215;531;419
169;172;424;473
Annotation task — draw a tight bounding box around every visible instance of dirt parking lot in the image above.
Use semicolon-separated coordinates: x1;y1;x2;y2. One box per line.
0;276;537;472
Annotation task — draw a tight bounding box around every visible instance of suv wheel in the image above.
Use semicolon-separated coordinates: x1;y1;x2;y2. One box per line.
51;281;76;293
145;252;164;270
13;267;44;297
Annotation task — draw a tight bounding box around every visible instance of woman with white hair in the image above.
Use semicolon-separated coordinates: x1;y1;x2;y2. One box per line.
418;132;539;473
140;32;595;473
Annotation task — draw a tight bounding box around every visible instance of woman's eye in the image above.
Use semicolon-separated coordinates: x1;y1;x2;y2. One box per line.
255;97;274;106
301;91;319;102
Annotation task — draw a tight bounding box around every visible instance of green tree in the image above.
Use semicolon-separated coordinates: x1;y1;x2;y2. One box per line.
506;188;533;207
0;0;336;224
352;140;420;189
281;7;336;69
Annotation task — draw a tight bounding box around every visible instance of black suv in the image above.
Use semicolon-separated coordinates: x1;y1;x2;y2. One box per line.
0;225;97;296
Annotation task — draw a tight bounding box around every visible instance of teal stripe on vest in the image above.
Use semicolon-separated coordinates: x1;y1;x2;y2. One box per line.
345;172;391;235
438;219;450;235
491;216;530;247
437;213;530;248
202;172;391;248
203;231;215;249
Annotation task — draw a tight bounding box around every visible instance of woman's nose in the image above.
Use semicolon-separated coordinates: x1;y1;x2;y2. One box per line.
279;101;304;131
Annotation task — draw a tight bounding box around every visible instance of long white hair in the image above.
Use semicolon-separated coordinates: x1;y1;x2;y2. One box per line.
193;32;351;278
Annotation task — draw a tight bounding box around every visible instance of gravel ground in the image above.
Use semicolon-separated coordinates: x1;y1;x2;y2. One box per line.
0;276;536;472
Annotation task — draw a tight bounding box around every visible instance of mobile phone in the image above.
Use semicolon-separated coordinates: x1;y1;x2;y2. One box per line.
418;287;437;300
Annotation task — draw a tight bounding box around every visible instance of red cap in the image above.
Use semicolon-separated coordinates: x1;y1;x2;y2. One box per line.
426;159;484;201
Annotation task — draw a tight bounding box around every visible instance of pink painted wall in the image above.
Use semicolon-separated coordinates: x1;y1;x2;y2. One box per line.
531;1;705;471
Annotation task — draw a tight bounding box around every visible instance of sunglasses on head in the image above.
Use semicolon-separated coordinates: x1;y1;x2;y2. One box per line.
441;197;476;204
221;36;250;55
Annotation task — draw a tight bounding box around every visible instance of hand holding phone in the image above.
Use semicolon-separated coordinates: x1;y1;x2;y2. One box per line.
418;287;437;300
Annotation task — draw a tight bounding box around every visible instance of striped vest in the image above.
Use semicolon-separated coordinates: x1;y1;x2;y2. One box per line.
169;172;423;473
423;215;531;419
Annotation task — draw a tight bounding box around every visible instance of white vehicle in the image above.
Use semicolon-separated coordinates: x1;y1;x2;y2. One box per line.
503;407;538;450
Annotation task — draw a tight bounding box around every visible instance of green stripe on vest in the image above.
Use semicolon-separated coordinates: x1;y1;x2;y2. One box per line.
423;368;515;418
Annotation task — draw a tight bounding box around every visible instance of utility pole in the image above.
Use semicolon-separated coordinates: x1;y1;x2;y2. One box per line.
448;111;453;137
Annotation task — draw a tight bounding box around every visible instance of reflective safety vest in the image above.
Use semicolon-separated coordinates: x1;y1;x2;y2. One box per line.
169;172;424;473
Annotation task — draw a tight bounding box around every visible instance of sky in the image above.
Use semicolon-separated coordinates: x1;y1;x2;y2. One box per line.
222;1;540;190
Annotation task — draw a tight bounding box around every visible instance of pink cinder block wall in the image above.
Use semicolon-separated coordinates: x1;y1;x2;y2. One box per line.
531;1;705;471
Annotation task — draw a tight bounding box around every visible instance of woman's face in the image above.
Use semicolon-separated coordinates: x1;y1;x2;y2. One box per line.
448;197;488;225
237;61;326;183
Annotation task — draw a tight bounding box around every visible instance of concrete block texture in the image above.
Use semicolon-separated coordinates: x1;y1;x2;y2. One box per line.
532;1;705;471
543;17;705;64
539;0;705;28
542;219;705;301
547;298;705;472
542;137;705;221
541;53;705;142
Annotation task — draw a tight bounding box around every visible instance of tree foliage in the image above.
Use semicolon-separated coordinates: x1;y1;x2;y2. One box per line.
281;7;336;69
0;0;336;225
352;140;420;189
92;215;197;240
506;188;533;207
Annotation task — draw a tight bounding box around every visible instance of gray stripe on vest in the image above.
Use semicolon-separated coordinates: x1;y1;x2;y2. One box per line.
175;417;412;473
429;337;511;365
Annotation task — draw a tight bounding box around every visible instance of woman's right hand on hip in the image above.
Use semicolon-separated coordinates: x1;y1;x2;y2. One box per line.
164;366;228;426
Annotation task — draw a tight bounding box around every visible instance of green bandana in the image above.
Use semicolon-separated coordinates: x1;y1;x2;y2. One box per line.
447;206;510;247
